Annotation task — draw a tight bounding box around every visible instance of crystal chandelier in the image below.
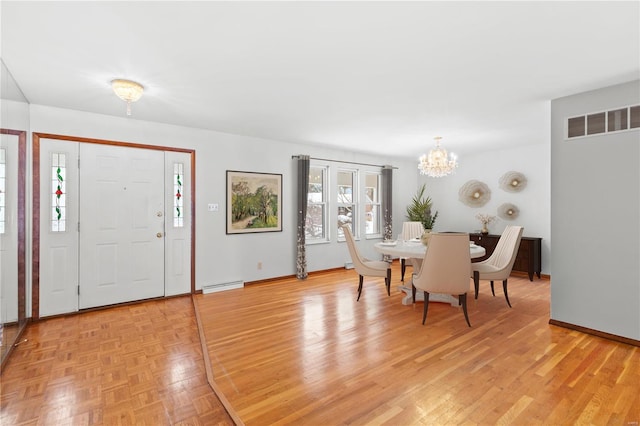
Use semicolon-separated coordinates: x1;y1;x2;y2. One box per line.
418;136;458;177
111;79;144;116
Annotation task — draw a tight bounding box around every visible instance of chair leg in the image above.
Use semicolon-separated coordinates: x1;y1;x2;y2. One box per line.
503;279;512;308
490;281;495;296
422;292;430;325
459;294;471;327
412;282;416;303
386;269;391;296
357;275;364;301
401;259;406;282
473;271;480;299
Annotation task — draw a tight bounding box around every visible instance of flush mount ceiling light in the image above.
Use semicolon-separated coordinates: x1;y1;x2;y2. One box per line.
111;79;144;116
418;136;458;177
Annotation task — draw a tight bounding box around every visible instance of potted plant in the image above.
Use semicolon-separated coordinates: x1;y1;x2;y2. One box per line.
406;184;438;245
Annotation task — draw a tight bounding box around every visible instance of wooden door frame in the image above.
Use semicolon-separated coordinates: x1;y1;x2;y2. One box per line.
0;129;27;373
32;133;196;319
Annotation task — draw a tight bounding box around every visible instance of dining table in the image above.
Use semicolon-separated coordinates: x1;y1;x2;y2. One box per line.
374;238;486;306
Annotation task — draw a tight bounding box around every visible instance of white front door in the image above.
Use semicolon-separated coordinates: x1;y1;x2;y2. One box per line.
78;144;165;309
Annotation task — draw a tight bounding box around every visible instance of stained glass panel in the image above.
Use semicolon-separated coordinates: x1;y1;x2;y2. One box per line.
51;153;66;232
173;163;184;227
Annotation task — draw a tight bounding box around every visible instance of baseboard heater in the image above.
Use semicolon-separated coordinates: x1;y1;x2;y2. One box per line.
202;280;244;294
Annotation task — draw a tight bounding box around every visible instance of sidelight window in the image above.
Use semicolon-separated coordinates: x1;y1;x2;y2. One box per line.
51;153;66;232
173;163;184;227
0;148;5;234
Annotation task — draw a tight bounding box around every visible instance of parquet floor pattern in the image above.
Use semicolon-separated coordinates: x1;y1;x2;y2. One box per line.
0;296;233;425
195;262;640;425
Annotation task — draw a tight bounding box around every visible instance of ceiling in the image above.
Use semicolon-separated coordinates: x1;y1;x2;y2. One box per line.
1;1;638;159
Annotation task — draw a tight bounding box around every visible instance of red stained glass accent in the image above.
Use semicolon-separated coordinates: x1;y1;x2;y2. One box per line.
176;190;182;199
56;187;63;197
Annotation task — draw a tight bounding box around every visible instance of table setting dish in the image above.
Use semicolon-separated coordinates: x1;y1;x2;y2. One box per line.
405;237;422;245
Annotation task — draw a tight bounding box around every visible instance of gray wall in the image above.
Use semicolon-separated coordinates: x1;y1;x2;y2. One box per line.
550;80;640;340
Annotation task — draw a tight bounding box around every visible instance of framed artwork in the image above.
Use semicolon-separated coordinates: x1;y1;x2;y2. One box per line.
226;170;283;234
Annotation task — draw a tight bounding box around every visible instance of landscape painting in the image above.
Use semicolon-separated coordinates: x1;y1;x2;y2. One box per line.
226;170;282;234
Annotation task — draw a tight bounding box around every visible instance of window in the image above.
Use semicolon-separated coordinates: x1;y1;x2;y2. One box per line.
306;166;328;241
337;169;357;240
173;163;184;227
365;172;382;236
0;148;5;234
51;153;66;232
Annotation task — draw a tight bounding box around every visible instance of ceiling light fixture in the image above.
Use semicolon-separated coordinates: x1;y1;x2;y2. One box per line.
111;79;144;116
418;136;458;177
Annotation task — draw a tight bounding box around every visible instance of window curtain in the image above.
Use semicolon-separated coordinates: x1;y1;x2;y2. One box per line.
382;166;393;241
296;155;310;279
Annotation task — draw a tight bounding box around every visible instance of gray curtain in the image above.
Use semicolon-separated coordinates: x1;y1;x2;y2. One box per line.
382;166;393;241
296;155;310;279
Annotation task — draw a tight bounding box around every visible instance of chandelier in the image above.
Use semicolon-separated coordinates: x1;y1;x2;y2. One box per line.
111;79;144;116
418;136;458;177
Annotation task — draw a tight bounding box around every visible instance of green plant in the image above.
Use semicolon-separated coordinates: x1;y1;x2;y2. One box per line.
406;184;438;230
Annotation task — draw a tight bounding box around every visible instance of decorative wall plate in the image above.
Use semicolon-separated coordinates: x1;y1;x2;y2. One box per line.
458;180;491;207
499;171;527;192
498;203;519;220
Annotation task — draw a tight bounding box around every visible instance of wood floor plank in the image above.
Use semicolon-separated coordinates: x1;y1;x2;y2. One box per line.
2;263;638;425
194;261;639;425
0;296;234;425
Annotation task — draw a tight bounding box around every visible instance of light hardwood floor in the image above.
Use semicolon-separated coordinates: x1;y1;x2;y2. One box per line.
1;262;638;425
0;296;233;425
194;262;639;425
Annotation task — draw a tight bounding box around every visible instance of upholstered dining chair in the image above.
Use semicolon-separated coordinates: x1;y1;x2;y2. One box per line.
342;225;391;301
411;233;472;327
471;225;523;308
400;221;425;282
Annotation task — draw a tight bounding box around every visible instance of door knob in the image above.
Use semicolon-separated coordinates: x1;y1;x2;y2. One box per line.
157;232;163;238
157;211;163;217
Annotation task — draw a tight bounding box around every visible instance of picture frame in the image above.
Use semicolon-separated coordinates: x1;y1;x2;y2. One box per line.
226;170;283;234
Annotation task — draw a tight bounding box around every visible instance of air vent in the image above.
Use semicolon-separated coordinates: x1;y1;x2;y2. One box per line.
566;104;639;139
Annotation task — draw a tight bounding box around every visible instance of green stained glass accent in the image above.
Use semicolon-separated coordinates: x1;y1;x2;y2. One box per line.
173;165;184;227
51;153;67;232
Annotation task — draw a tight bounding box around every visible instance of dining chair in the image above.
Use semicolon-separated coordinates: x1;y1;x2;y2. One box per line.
411;233;472;326
341;225;391;301
471;225;523;307
400;221;425;282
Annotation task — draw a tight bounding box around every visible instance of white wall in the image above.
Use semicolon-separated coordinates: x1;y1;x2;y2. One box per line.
550;80;639;340
28;104;420;295
419;142;551;275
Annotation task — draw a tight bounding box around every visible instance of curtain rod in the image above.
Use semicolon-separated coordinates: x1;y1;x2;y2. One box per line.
291;155;398;169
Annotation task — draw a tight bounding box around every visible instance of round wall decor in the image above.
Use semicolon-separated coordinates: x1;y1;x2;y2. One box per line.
458;180;491;207
499;171;527;192
498;203;520;220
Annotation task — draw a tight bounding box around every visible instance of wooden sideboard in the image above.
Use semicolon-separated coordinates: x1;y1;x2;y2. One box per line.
469;233;542;281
